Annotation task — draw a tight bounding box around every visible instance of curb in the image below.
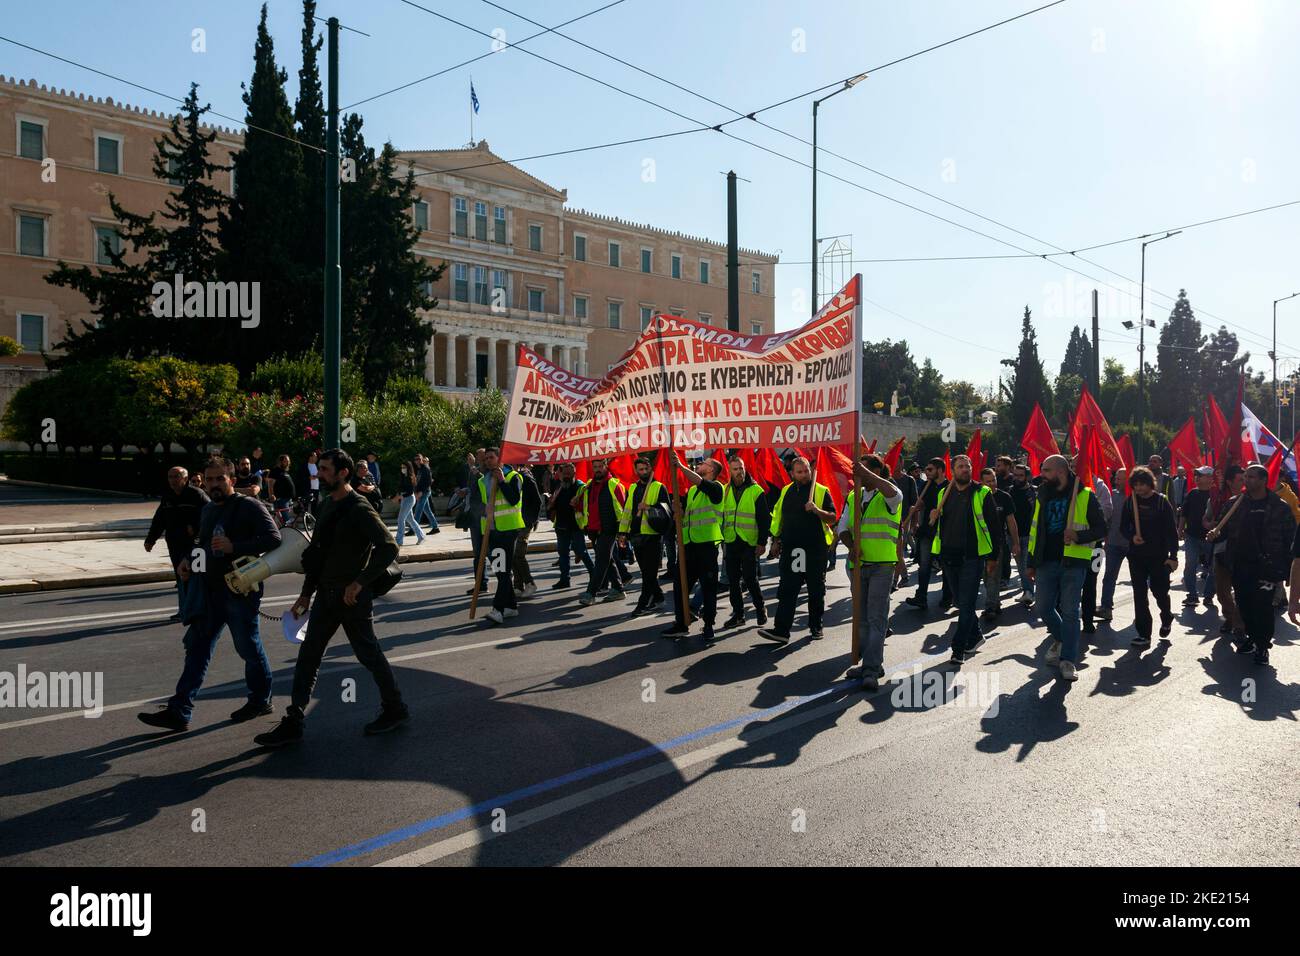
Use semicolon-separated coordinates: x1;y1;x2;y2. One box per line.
0;541;561;595
0;476;144;499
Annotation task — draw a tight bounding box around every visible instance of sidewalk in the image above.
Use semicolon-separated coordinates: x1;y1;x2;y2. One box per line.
0;525;560;594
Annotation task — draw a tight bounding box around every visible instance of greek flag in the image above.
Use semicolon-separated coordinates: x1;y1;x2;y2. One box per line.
471;82;480;114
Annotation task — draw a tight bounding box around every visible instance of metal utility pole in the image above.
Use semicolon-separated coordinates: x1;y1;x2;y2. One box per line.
1091;288;1100;394
811;73;866;315
726;171;739;332
324;17;341;449
1273;291;1300;433
1136;230;1180;459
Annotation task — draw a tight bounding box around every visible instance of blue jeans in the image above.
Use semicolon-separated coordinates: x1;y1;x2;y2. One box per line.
1182;537;1213;599
1015;535;1033;596
167;586;272;720
1100;542;1127;609
413;493;440;530
556;527;594;583
395;494;424;546
856;563;894;676
1034;560;1084;663
940;554;984;653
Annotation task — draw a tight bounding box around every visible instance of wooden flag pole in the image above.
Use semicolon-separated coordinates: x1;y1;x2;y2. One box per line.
1207;491;1244;539
652;319;691;628
469;473;497;619
850;433;866;664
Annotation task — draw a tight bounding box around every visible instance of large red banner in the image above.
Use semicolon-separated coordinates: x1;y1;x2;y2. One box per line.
500;275;862;464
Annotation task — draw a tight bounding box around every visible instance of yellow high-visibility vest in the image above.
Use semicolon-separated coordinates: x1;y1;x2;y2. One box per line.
930;483;993;556
770;481;834;546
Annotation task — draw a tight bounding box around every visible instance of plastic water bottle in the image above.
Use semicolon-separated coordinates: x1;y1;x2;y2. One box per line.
213;522;225;552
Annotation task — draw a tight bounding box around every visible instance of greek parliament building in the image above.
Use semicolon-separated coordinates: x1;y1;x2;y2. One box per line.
0;74;778;414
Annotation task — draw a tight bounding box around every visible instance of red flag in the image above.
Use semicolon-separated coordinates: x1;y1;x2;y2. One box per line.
1020;402;1059;475
964;429;985;474
1167;417;1203;477
757;447;789;488
882;437;905;475
574;458;592;482
1115;433;1136;472
711;447;729;479
1067;384;1124;474
1266;441;1285;487
651;449;673;488
1075;424;1101;490
1204;394;1231;466
607;453;636;484
943;447;953;482
737;447;767;490
814;445;852;514
1227;376;1245;466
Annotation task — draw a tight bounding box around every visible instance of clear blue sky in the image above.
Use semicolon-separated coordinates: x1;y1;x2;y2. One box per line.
6;0;1298;392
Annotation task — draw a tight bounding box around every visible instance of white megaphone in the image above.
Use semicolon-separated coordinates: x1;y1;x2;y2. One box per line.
224;527;311;595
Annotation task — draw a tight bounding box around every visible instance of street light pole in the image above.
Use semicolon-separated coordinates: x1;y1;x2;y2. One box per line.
811;73;866;316
1272;291;1299;434
1136;230;1180;460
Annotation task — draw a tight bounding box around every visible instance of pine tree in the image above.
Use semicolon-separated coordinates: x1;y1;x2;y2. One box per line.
1054;325;1092;412
293;0;326;342
220;3;309;375
1202;325;1249;417
46;83;229;366
1151;289;1205;428
1009;306;1053;436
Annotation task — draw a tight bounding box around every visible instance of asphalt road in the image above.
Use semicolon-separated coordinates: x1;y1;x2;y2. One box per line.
1;554;1297;867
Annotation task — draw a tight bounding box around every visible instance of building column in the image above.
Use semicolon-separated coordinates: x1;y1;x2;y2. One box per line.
442;331;455;388
424;329;436;384
576;346;587;377
504;337;517;393
485;336;499;390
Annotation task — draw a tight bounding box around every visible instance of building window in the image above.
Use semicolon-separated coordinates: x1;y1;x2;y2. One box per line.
529;288;544;313
528;223;542;252
19;119;45;160
608;241;620;268
492;269;508;300
574;234;586;261
640;306;653;329
166;155;184;187
574;295;588;320
18;214;46;257
473;265;488;304
494;205;506;244
699;260;710;284
94;226;121;266
413;200;429;231
474;201;488;241
751;322;762;335
640;248;652;273
421;279;434;299
454;263;468;302
454;197;468;237
96;134;121;174
669;308;684;317
699;313;713;326
751;271;761;294
18;313;45;352
670;254;681;279
608;301;622;329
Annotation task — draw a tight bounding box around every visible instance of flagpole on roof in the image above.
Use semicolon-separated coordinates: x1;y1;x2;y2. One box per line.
469;75;474;146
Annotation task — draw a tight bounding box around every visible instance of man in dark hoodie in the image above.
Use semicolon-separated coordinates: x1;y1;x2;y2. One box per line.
1120;465;1180;649
1208;463;1296;664
144;465;209;622
1026;454;1108;681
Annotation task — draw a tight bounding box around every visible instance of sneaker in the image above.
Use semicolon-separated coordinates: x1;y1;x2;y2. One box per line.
484;608;504;624
520;583;538;598
662;623;690;639
137;707;189;732
1095;606;1112;621
1203;597;1215;610
755;608;768;626
1253;646;1271;665
364;705;410;735
652;594;667;610
230;700;273;723
904;595;927;610
1234;636;1256;655
551;579;570;590
967;634;986;653
430;527;441;535
948;649;967;667
756;628;790;645
659;570;675;582
254;715;303;749
578;592;595;607
1059;660;1078;681
1016;593;1035;606
1082;621;1097;634
503;607;519;620
939;601;953;613
1158;615;1173;638
722;614;744;628
1182;594;1199;606
1045;640;1062;665
1130;635;1151;648
601;589;625;603
860;675;880;693
809;625;824;640
702;624;716;642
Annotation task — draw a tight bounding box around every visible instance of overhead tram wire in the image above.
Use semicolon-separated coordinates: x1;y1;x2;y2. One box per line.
343;0;627;110
0;34;327;154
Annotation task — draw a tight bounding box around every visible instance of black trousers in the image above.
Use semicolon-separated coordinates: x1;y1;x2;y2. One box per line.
633;535;664;608
1081;558;1099;626
1128;554;1172;640
487;529;518;611
587;531;622;595
774;542;827;635
1232;573;1276;649
290;585;402;716
724;540;764;618
672;541;719;627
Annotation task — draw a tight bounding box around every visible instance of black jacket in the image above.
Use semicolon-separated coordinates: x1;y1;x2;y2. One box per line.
1218;491;1296;582
1028;473;1107;569
1120;493;1179;563
302;490;398;594
197;494;281;593
146;484;209;560
519;471;541;528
